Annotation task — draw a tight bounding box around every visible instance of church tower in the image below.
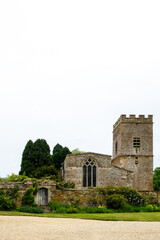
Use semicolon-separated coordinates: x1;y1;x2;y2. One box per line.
112;114;153;191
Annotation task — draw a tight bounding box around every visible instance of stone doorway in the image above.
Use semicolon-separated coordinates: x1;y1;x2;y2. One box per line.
35;188;48;206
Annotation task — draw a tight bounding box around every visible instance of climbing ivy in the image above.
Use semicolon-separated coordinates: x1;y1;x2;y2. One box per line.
22;180;38;206
0;185;20;210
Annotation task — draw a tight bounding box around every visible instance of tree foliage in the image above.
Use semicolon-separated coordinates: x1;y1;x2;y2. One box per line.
153;167;160;191
22;188;35;206
34;165;58;179
19;140;71;178
0;185;19;210
31;139;51;168
98;185;144;206
106;194;126;209
71;148;85;154
19;140;34;176
0;173;29;182
19;139;51;177
52;144;71;170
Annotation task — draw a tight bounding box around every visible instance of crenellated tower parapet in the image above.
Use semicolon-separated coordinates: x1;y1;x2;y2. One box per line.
113;114;153;131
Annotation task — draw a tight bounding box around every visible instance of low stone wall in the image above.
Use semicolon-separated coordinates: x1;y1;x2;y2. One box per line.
52;189;105;206
0;180;56;206
51;189;160;206
0;181;160;207
0;180;33;206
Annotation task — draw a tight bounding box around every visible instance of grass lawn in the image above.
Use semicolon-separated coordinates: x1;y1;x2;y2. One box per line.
0;211;160;221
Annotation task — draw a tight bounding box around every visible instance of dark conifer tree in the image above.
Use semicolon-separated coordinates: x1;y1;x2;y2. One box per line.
52;143;63;155
31;139;51;168
20;140;70;177
19;139;51;177
19;140;34;176
52;144;71;170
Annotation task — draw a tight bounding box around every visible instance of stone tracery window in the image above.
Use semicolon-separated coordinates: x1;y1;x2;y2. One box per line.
83;159;96;187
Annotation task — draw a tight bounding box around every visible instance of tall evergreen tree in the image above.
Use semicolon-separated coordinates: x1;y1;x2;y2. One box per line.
52;143;63;155
20;140;71;177
19;140;34;176
19;139;51;177
31;139;51;168
52;144;71;170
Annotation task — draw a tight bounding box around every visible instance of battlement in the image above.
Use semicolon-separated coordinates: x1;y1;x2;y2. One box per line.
113;114;153;130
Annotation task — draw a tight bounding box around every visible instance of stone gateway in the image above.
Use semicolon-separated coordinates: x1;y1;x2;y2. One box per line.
63;115;153;191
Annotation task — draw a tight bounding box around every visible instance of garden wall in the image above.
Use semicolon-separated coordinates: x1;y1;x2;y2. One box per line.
0;181;160;207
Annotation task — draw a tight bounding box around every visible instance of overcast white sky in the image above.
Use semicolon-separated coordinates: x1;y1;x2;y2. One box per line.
0;0;160;177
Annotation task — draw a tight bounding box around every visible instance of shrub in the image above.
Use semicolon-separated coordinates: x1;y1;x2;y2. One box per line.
106;194;126;210
22;189;35;206
0;195;16;210
56;181;75;189
117;204;141;213
0;173;29;182
0;185;20;210
48;201;70;213
22;182;39;207
146;195;158;205
141;204;154;212
82;206;109;213
154;206;160;212
48;201;114;213
67;207;77;213
18;206;43;213
34;165;58;179
99;186;144;206
6;185;20;200
117;187;144;206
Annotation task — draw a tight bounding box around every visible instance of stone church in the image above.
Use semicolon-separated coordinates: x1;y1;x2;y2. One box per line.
63;115;153;191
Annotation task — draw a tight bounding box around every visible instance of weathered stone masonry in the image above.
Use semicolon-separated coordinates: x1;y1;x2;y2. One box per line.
64;152;133;189
64;115;153;191
0;181;160;207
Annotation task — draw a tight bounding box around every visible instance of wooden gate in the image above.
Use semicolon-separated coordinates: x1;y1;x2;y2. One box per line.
35;188;48;206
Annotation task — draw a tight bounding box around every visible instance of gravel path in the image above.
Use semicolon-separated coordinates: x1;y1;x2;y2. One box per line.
0;216;160;240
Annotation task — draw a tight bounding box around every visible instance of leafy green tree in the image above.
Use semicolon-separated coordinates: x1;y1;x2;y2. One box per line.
153;167;160;191
71;148;85;154
19;140;34;176
52;144;71;170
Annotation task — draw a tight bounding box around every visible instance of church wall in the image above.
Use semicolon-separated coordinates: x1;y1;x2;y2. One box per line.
99;166;133;188
64;152;112;168
64;153;133;189
112;155;153;191
64;152;112;188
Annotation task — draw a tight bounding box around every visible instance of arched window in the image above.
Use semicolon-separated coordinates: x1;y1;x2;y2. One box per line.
83;159;97;187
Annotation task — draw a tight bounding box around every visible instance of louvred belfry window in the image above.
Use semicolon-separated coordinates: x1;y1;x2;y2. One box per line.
83;159;97;187
133;138;140;148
